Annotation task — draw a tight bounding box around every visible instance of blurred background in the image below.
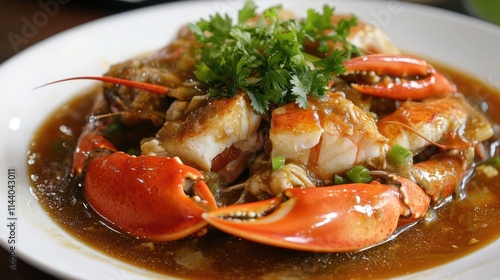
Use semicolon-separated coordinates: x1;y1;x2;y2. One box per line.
0;0;498;279
1;0;498;64
0;0;183;64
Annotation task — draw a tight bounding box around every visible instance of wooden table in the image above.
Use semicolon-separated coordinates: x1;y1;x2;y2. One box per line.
0;0;479;279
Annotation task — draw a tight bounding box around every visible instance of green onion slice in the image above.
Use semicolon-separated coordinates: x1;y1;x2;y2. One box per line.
485;157;500;167
334;174;349;185
388;144;413;166
272;156;286;171
345;165;372;183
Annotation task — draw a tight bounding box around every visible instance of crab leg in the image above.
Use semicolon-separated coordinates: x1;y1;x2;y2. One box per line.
36;76;171;95
411;148;475;204
203;178;430;252
342;54;457;100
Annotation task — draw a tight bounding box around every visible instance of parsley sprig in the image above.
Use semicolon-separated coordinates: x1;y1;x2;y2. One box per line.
189;0;359;114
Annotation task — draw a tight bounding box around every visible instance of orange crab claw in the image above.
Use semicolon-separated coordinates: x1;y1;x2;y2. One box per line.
342;54;457;100
203;181;427;252
72;130;117;176
343;54;431;77
84;152;217;241
390;174;430;226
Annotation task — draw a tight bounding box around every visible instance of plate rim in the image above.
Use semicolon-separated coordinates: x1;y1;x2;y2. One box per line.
1;1;500;279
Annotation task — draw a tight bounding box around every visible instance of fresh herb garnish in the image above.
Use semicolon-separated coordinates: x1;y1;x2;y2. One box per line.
189;0;359;114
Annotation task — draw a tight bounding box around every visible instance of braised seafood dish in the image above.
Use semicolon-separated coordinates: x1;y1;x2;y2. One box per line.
29;1;500;279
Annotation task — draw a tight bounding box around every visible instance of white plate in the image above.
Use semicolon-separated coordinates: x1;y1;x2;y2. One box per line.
1;0;499;279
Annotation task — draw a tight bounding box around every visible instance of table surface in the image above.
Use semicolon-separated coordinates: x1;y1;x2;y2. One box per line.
0;0;490;279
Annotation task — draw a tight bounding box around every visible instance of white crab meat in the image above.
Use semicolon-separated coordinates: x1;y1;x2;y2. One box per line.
346;19;401;54
327;15;401;55
378;94;493;153
270;92;389;180
141;93;262;172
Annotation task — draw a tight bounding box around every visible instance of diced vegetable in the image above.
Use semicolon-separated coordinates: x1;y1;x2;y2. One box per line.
345;165;372;183
485;157;500;167
388;144;413;166
334;174;349;185
272;156;286;170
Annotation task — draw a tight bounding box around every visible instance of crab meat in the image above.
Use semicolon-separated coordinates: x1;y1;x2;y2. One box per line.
270;92;389;180
142;92;262;182
378;94;494;152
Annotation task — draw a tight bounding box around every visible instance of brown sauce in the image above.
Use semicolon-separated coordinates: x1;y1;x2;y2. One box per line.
27;65;500;279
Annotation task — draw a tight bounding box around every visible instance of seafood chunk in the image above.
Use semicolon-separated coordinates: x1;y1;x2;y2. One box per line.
342;16;401;54
142;93;262;178
100;33;201;126
270;92;389;180
203;174;429;252
378;94;493;152
326;15;401;55
411;148;475;204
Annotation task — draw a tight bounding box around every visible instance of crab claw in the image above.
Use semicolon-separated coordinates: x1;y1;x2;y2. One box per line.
72;130;117;176
203;181;417;252
342;54;457;100
84;152;217;241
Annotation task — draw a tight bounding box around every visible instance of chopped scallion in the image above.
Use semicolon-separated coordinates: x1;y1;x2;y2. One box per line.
334;174;349;185
127;149;141;156
388;144;413;166
485;157;500;167
345;165;372;183
105;117;124;136
272;156;286;171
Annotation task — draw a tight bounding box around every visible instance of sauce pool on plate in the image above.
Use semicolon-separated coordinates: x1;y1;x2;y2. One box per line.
27;63;500;280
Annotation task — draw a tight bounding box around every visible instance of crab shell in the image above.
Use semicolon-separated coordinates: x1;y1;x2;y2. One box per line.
202;181;427;252
342;54;457;100
84;152;217;241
